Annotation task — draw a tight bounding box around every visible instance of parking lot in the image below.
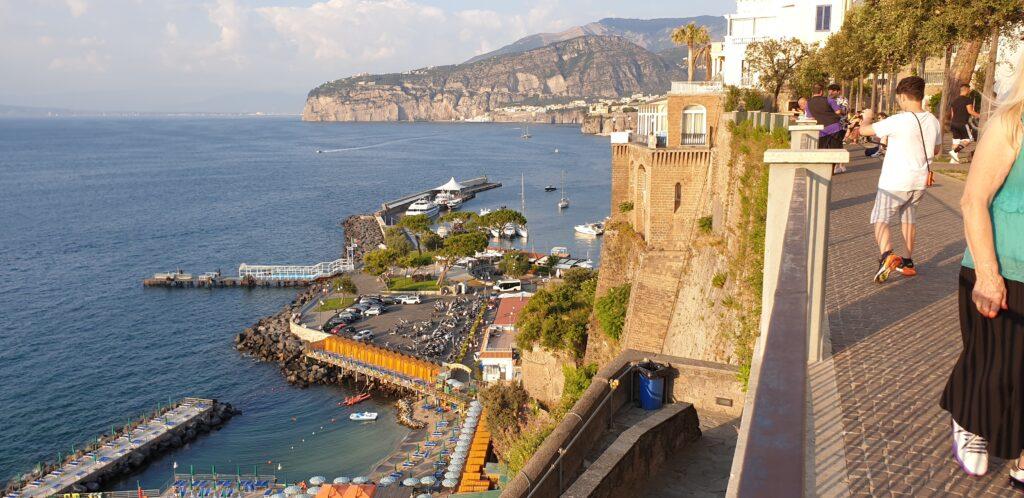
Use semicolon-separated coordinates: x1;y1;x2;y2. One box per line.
307;294;484;364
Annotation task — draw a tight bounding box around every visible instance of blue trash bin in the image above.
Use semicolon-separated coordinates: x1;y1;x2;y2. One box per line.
636;362;668;410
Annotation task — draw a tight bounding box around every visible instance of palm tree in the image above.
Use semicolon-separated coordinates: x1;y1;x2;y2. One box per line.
671;22;711;82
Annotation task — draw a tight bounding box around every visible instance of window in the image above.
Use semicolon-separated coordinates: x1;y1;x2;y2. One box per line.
681;105;707;145
674;183;682;212
815;5;832;31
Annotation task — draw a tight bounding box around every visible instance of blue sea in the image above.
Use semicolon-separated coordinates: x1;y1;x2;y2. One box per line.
0;117;610;486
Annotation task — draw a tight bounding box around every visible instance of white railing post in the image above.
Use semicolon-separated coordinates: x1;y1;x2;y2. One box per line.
789;121;823;151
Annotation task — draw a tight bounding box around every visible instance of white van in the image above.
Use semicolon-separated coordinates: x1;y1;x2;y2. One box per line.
493;279;522;292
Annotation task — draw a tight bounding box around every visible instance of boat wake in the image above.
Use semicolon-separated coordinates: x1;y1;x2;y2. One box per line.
317;135;436;154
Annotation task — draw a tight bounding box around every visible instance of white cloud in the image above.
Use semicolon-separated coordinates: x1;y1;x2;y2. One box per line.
65;0;87;17
200;0;245;62
48;49;109;72
165;22;178;39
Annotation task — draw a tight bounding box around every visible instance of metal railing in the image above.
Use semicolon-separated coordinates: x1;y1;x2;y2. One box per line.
670;81;725;94
681;133;708;146
237;257;354;281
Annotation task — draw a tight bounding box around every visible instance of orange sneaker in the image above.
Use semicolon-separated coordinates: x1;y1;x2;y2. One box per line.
873;252;902;283
897;258;917;277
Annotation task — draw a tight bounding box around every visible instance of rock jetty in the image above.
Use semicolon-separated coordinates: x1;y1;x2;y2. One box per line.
342;215;384;262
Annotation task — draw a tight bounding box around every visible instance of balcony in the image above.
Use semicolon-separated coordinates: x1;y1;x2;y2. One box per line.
681;133;707;146
670;81;725;95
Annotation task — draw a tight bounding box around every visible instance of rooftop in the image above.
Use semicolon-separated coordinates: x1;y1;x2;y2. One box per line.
492;296;530;328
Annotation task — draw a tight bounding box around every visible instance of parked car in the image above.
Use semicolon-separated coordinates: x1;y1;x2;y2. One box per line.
364;305;385;317
353;330;374;342
359;296;384;305
337;312;358;323
396;294;421;304
380;296;398;305
330;324;354;336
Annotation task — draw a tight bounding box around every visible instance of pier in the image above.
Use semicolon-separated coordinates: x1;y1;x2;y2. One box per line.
376;176;501;225
10;399;221;498
144;255;354;289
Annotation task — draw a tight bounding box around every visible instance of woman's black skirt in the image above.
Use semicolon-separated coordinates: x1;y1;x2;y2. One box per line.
941;267;1024;459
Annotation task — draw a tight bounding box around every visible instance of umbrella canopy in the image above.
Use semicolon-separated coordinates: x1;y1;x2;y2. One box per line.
308;476;326;486
453;450;468;458
332;477;350;484
270;494;287;498
442;479;458;488
402;478;420;487
458;434;473;442
437;177;464;192
416;495;432;498
443;472;459;480
294;494;312;498
283;486;302;495
470;400;481;408
420;476;437;486
306;487;320;496
351;477;369;485
379;477;395;486
455;442;470;450
447;462;464;473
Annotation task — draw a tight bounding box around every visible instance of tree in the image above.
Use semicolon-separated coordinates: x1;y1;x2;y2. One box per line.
363;248;399;276
383;227;413;255
671;22;711;82
420;232;443;251
397;214;432;234
744;38;813;110
498;251;530;278
435;231;488;284
477;209;527;229
479;382;529;439
515;270;598;358
399;252;434;268
594;284;631;340
439;211;477;224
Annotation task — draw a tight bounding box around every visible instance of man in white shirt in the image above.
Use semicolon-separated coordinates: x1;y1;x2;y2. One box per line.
856;76;942;283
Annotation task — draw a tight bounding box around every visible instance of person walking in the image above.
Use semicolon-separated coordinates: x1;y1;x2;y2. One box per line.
855;76;941;283
949;84;982;163
807;83;847;173
940;54;1024;488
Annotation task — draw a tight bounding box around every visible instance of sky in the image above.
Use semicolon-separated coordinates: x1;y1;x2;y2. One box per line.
0;0;734;113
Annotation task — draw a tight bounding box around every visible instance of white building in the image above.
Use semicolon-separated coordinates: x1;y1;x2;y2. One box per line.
722;0;855;87
478;296;530;383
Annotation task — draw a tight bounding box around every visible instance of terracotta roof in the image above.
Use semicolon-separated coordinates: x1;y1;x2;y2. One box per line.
492;296;530;327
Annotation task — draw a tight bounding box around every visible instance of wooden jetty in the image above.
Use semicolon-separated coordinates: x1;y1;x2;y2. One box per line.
12;399;216;498
377;176;502;225
143;272;310;288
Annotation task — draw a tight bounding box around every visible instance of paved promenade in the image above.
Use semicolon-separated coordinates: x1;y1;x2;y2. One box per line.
812;149;1017;496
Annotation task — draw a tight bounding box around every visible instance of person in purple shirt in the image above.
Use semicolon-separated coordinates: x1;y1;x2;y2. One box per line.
808;83;848;172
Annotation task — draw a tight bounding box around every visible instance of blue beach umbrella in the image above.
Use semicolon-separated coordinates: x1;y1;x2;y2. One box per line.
442;479;458;488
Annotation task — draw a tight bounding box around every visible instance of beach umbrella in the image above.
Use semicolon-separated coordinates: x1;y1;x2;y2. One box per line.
442;479;458;488
269;494;286;498
379;477;395;487
443;472;459;480
420;476;436;486
283;486;301;495
402;477;420;487
306;487;320;495
453;450;468;459
470;400;481;408
455;442;469;451
416;494;432;498
458;434;473;443
331;477;350;485
294;493;312;498
351;477;368;485
308;476;326;486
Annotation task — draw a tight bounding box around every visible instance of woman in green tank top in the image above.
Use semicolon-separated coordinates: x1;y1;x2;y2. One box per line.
939;62;1024;488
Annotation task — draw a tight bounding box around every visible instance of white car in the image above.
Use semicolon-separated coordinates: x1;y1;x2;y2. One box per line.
397;295;421;304
364;306;385;316
353;330;374;341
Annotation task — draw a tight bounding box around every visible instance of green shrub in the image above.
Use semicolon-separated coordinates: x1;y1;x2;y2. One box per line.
594;284;630;340
712;272;727;288
618;201;634;213
480;381;529;438
384;227;413;255
698;215;713;234
725;85;767;112
498;251;530;278
387;276;438;291
363;248;399;276
332;275;357;294
505;423;555;477
561;363;598;410
399;252;434;268
515;270;598;358
928;91;942;114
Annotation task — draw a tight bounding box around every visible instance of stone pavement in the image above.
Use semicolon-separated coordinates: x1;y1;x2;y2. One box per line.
813;148;1019;496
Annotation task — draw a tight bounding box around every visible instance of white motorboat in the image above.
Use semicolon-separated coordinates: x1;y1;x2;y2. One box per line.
574;223;605;236
349;412;379;421
550;246;570;258
434;191;463;209
502;223;517;238
489;227;501;238
479;208;492;216
577;259;594;269
516;224;528;239
405;197;439;217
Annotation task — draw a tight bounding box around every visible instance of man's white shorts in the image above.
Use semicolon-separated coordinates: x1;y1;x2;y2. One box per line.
870;189;924;224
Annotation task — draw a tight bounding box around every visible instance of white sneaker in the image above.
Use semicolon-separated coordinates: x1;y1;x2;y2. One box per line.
833;165;847;175
950;149;960;163
952;419;988;476
1010;463;1024;490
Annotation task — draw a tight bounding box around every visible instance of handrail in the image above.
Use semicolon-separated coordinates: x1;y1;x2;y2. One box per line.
727;169;811;497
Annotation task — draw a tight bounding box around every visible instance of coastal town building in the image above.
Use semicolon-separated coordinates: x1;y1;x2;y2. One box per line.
479;295;530;383
722;0;854;87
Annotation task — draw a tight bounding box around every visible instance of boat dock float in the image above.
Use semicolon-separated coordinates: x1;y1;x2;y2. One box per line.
143;255;355;289
377;176;501;225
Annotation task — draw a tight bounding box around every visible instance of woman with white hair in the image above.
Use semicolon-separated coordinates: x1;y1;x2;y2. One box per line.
940;52;1024;488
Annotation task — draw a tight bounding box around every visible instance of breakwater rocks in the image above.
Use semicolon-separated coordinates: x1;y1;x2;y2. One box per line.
396;398;427;430
342;215;384;262
4;401;238;495
234;290;331;388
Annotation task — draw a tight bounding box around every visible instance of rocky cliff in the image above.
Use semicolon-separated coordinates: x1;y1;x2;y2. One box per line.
302;35;682;122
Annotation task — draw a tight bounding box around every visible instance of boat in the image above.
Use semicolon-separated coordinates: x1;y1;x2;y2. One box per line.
502;223;517;238
521;125;532;139
544;185;557;192
574;222;605;236
577;259;594;269
405;197;439;217
343;393;371;406
316;150;323;154
349;412;379;421
516;224;528;239
489;227;501;238
479;208;492;216
434;191;463;209
550;246;570;258
558;170;569;209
